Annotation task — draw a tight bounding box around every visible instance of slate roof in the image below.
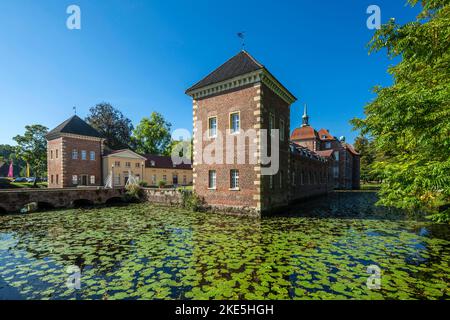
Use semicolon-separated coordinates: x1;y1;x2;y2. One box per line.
144;154;192;170
46;115;102;140
186;51;264;93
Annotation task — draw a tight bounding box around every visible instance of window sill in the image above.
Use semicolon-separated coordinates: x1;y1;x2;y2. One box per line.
229;188;240;191
208;187;217;190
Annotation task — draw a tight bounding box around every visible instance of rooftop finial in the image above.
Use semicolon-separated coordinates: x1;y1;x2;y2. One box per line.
73;106;77;115
302;103;309;127
237;32;245;50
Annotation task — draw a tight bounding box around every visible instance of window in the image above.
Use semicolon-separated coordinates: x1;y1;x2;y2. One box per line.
90;175;95;184
72;149;78;160
90;151;95;161
114;161;121;167
173;174;178;185
56;149;59;159
334;151;339;161
72;175;78;185
135;174;140;180
230;169;239;189
269;175;274;189
114;174;121;186
152;175;156;185
81;150;87;160
163;175;167;182
280;119;285;141
150;161;155;166
322;135;327;139
208;170;216;189
183;175;187;184
269;113;275;136
56;174;59;184
135;163;140;168
325;142;331;149
125;162;131;168
50;150;53;160
230;112;240;134
333;166;339;178
208;116;217;138
51;175;54;184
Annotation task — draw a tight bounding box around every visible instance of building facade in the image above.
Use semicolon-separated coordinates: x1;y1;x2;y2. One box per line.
186;51;335;214
291;105;360;189
47;117;193;189
46;115;104;188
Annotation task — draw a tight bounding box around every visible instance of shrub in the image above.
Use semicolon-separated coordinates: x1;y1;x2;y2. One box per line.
124;184;143;203
158;180;166;188
179;190;204;212
138;181;148;187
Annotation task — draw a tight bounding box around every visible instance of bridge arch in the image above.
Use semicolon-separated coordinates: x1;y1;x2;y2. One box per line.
0;206;6;214
105;197;125;205
37;202;55;210
72;199;95;208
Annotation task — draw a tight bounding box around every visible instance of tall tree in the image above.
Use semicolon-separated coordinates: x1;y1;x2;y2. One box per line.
132;112;171;155
13;125;48;185
85;103;133;150
351;0;450;222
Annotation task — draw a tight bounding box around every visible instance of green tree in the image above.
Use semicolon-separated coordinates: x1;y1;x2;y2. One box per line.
353;135;378;183
86;103;134;150
133;112;171;155
13;125;48;186
351;0;450;222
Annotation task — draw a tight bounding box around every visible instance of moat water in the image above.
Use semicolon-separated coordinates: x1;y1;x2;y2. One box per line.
0;191;448;300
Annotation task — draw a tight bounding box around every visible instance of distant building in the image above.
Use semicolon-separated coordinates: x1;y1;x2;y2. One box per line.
291;105;360;189
186;51;335;214
46;116;192;188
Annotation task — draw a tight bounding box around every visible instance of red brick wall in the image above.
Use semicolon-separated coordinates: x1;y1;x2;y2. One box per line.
193;84;260;209
47;138;63;188
259;83;291;210
61;137;102;187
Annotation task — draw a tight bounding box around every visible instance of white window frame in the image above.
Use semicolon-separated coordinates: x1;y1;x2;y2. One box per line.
90;175;95;184
72;175;78;185
208;116;217;138
90;151;95;161
230;111;240;134
81;150;87;160
230;169;239;190
208;170;216;189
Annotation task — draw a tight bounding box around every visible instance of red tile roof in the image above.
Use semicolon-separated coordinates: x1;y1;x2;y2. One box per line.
290;126;318;140
316;150;334;158
343;143;360;156
317;128;335;141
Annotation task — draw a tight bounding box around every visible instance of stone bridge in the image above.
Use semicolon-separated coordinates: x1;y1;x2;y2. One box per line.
0;187;125;213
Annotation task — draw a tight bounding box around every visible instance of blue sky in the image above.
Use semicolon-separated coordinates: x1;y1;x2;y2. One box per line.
0;0;420;145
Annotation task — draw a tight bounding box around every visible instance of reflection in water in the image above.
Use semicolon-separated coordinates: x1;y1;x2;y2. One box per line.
0;192;448;300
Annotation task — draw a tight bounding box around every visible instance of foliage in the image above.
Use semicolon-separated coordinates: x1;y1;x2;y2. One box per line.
351;0;450;222
179;190;203;212
0;196;448;300
0;145;27;177
138;180;148;187
132;112;171;155
124;184;143;202
157;180;166;188
13;125;48;184
353;135;380;182
85;103;134;150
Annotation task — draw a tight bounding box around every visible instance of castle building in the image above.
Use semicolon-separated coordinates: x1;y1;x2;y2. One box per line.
46;116;193;189
290;105;360;189
186;51;335;215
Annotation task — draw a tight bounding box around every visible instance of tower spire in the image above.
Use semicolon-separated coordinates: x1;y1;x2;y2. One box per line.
302;104;309;127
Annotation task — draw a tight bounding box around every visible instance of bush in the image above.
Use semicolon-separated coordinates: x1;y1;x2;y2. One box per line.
158;180;167;188
124;184;143;202
138;181;148;187
179;190;204;212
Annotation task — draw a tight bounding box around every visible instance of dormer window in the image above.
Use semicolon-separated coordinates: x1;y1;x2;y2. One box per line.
151;160;155;166
322;135;327;139
325;142;331;149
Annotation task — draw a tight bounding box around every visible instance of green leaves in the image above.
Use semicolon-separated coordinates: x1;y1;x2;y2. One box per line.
0;202;448;300
352;0;450;222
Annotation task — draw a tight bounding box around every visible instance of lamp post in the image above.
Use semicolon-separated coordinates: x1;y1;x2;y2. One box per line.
111;164;115;189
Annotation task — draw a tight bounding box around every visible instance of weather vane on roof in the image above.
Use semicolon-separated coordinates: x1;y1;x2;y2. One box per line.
237;32;245;50
73;106;77;115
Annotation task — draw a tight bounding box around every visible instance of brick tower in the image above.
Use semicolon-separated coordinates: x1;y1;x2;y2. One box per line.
46;115;104;188
186;51;297;215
